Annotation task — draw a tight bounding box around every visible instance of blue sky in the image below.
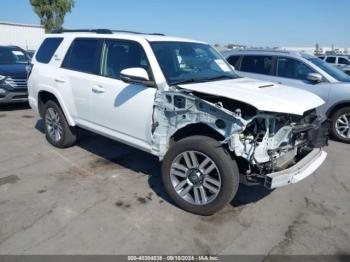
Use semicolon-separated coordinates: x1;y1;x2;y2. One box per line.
0;0;349;47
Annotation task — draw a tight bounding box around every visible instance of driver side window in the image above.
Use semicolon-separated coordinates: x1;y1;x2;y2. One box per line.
277;57;314;80
100;40;152;80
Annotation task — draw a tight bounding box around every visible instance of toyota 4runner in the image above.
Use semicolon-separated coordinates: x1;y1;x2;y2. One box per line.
28;29;328;215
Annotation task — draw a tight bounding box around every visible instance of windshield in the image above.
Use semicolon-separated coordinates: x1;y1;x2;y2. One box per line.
308;57;350;82
0;48;30;65
150;41;238;85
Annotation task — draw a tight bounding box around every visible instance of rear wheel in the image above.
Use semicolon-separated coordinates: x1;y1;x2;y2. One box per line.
331;107;350;143
43;100;77;148
161;136;239;216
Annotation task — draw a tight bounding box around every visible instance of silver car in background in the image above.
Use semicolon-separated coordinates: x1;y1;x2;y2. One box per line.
222;49;350;143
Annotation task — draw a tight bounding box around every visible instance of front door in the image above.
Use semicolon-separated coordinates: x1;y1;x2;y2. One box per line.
90;39;156;145
271;57;331;114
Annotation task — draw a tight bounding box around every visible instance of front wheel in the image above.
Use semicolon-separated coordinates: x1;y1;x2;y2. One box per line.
331;107;350;143
161;136;239;216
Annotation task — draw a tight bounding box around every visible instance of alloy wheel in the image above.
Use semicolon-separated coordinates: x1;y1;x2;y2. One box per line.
45;107;63;142
335;113;350;139
170;151;222;205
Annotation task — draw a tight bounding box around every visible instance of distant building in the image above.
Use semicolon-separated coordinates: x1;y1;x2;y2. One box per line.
225;44;247;50
281;47;316;55
282;46;350;56
0;21;45;51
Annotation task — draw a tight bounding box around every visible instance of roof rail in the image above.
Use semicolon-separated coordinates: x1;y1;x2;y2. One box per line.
236;48;291;53
51;29;113;34
51;29;165;36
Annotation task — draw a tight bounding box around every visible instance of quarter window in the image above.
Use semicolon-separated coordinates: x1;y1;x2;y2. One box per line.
277;57;314;80
240;55;274;75
36;37;63;64
326;57;336;63
62;38;102;74
101;40;151;79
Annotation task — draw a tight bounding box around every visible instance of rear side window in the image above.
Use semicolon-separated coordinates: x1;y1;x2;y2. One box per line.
62;38;102;74
227;55;240;69
241;55;274;75
326;57;336;63
36;38;63;64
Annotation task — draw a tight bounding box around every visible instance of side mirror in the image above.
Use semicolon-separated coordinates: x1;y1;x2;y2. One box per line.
307;73;323;83
230;65;235;71
120;68;154;87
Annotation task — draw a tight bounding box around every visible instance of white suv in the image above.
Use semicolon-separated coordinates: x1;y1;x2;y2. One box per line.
28;29;328;215
318;55;350;75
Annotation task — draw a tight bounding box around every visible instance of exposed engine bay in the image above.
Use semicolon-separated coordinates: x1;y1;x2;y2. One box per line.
151;88;329;185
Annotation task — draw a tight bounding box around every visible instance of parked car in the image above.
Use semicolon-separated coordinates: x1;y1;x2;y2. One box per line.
0;45;31;103
28;30;328;215
223;49;350;143
317;55;350;75
26;50;35;59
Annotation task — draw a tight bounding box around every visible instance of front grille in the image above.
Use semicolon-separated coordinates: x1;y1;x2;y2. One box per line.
5;77;27;89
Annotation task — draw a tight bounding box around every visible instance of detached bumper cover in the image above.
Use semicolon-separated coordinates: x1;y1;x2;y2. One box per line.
264;148;327;189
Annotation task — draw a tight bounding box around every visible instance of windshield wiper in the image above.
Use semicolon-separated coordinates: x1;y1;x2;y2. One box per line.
170;75;235;86
170;78;203;86
201;75;236;82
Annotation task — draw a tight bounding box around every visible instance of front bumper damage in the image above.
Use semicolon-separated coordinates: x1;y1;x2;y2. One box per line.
264;148;327;189
151;89;328;190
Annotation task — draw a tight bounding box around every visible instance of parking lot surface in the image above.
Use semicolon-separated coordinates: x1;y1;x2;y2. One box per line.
0;103;349;255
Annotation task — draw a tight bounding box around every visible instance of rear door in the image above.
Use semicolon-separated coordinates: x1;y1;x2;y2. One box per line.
236;55;276;82
59;38;103;122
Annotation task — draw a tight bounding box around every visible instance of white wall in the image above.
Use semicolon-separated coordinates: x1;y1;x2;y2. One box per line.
0;22;45;51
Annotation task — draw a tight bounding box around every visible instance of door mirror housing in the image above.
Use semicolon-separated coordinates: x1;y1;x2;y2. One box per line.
120;68;154;87
230;65;235;71
307;73;323;83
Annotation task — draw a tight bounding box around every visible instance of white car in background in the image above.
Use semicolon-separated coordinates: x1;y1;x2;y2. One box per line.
318;55;350;75
28;30;328;215
223;49;350;143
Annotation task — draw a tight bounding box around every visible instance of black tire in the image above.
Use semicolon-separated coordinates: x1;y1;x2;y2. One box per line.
330;107;350;143
43;100;77;148
161;135;239;216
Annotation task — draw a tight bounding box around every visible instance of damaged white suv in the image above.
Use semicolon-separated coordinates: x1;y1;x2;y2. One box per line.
28;30;328;215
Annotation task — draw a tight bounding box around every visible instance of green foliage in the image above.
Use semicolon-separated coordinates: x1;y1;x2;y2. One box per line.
29;0;75;33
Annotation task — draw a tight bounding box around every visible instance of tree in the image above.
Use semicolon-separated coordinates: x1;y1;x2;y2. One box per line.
30;0;75;33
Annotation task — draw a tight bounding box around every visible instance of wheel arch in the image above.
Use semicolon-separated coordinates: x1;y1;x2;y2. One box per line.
169;123;226;146
37;89;75;126
326;101;350;118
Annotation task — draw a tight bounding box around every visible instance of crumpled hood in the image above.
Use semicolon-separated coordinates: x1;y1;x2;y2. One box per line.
179;77;325;115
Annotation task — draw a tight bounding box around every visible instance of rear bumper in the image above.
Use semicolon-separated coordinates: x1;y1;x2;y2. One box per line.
264;148;327;189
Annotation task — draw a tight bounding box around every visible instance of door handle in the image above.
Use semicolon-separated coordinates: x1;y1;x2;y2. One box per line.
54;78;66;83
92;85;105;93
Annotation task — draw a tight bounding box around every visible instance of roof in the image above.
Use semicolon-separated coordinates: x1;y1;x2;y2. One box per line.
221;49;316;59
0;21;44;29
48;29;205;44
